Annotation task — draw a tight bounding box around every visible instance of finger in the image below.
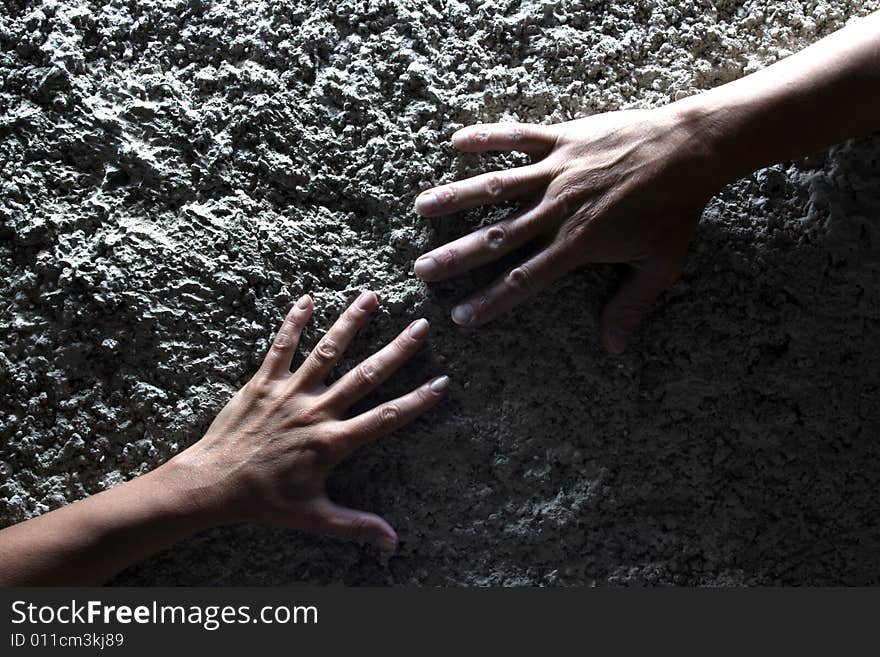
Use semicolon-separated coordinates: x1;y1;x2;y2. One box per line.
325;318;431;411
292;290;378;389
449;243;570;327
451;122;557;158
599;264;679;355
414;201;555;282
414;163;548;217
257;295;313;379
310;497;398;552
332;375;449;457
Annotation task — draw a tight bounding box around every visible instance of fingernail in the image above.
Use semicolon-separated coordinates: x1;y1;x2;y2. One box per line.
430;375;450;393
296;294;311;309
415;192;437;215
451;303;474;326
409;318;430;339
604;328;627;355
356;290;377;310
414;256;438;280
376;535;398;553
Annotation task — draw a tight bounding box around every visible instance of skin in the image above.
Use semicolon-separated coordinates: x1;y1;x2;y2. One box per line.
414;9;880;354
0;292;448;585
2;11;879;587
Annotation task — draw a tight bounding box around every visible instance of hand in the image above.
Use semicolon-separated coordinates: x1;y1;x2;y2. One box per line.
413;107;721;353
171;291;448;552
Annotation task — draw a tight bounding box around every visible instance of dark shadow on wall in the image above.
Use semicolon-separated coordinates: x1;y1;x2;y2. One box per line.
111;136;880;586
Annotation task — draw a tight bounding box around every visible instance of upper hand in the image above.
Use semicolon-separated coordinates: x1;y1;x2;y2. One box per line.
170;292;447;552
414;107;720;353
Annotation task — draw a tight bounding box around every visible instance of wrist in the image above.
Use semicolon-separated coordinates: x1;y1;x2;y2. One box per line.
146;451;232;532
660;93;745;189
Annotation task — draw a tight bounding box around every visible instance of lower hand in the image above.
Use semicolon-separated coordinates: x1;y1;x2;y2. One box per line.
414;106;721;353
171;291;447;552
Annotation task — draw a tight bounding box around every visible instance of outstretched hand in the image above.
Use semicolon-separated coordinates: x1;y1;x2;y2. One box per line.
173;291;447;552
0;292;445;584
414;108;720;353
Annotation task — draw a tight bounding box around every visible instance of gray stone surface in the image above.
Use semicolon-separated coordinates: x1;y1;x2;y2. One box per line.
2;0;880;585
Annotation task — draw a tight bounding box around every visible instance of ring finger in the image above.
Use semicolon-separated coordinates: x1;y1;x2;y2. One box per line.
323;317;431;412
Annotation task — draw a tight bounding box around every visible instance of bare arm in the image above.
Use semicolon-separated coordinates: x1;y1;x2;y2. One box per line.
0;461;216;586
0;292;448;585
686;10;880;183
415;10;880;353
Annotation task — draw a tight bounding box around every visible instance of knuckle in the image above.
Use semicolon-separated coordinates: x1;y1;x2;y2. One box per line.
294;397;334;426
296;405;323;426
270;325;297;353
438;246;457;269
473;293;491;319
505;264;535;293
247;377;275;399
510;125;525;143
554;186;581;216
354;360;379;387
345;301;370;320
485;173;505;198
437;185;458;205
318;421;343;442
313;338;339;364
380;403;401;424
394;332;414;353
347;515;373;541
470;128;490;147
483;225;507;250
269;340;292;356
300;431;329;454
312;429;344;462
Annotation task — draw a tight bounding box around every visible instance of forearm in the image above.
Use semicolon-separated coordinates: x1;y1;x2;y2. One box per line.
0;458;216;585
671;10;880;185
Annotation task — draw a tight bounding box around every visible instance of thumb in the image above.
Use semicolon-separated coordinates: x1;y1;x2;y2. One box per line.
600;264;679;355
311;498;399;553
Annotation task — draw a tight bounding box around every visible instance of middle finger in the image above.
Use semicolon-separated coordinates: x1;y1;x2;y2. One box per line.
322;317;431;412
414;200;556;282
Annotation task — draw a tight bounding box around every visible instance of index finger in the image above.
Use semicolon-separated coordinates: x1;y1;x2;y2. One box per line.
257;295;313;379
451;122;557;158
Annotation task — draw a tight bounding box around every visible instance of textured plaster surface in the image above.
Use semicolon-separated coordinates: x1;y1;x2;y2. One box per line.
2;0;880;585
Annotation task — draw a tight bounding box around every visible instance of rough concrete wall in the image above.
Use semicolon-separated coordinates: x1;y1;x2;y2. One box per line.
2;0;880;585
